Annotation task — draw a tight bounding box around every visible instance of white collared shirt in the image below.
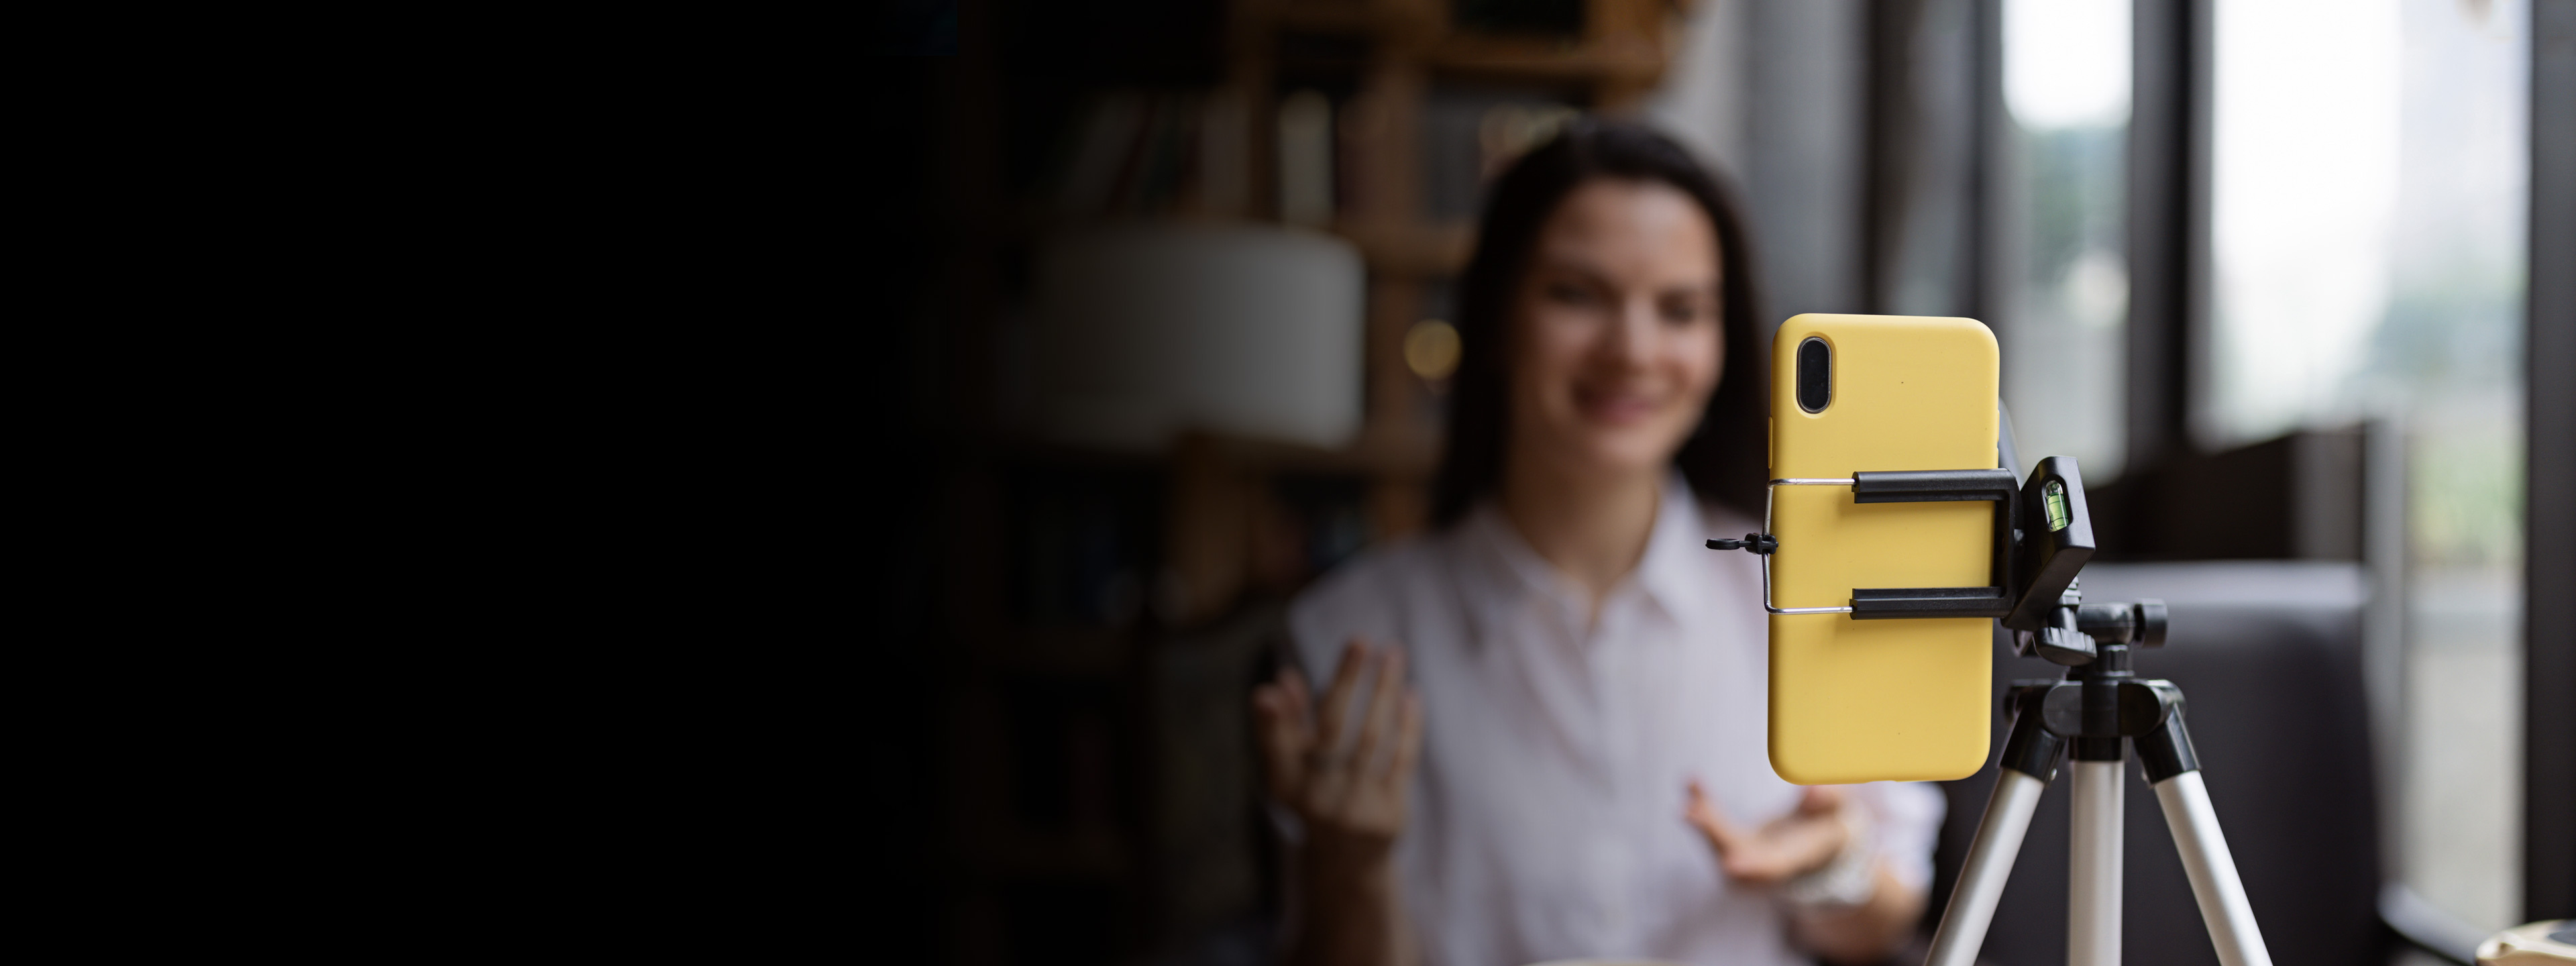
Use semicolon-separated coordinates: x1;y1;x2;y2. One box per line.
1288;474;1943;966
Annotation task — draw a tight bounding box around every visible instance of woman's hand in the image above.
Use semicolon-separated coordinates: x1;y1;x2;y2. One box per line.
1682;780;1853;884
1684;780;1923;964
1252;639;1425;856
1252;639;1423;966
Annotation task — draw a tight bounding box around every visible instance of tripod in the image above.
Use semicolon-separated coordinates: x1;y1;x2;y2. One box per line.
1715;454;2280;965
1922;459;2273;966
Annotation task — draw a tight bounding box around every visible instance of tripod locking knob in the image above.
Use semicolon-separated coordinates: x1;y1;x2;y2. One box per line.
1705;533;1777;555
2027;626;2097;665
2075;599;2169;647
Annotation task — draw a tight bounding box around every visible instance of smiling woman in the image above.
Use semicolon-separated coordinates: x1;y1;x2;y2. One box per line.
1252;121;1945;966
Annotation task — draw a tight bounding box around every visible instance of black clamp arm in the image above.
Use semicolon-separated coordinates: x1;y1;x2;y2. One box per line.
1845;468;2020;620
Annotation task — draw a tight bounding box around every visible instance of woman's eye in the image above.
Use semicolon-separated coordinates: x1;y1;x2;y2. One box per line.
1660;299;1707;325
1545;282;1596;305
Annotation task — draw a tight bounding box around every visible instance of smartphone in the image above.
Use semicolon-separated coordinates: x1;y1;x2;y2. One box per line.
1765;313;2000;784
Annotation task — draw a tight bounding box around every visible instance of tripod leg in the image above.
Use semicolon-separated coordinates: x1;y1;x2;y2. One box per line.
2069;757;2124;966
1924;770;2049;966
2141;714;2273;966
1925;688;2063;966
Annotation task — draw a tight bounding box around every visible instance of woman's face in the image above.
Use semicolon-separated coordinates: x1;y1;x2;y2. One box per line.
1507;178;1724;481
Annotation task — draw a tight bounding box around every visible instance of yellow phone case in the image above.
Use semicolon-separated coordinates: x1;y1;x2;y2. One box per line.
1766;314;1998;785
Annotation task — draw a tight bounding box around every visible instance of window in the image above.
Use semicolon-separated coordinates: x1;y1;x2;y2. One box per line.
2001;0;2132;479
2209;0;2530;932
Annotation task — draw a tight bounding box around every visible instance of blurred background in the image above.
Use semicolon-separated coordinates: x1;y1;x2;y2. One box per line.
863;1;2573;963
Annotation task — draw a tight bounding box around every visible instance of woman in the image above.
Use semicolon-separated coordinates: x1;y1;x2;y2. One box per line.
1250;122;1942;966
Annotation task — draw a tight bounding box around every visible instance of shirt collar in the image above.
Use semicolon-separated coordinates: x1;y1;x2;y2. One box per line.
1458;498;1580;610
1633;470;1715;624
1456;471;1715;628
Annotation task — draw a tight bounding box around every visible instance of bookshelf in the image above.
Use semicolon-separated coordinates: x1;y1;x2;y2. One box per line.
941;2;1687;962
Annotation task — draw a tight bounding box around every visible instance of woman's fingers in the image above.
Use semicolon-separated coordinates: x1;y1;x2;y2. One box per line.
1688;783;1807;881
1727;849;1801;882
1349;649;1407;777
1381;690;1424;784
1263;643;1421;837
1280;666;1313;720
1713;814;1801;881
1684;780;1743;852
1311;639;1371;756
1250;680;1309;794
1798;784;1849;815
1745;799;1852;881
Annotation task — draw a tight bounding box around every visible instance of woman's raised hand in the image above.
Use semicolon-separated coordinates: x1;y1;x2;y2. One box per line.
1684;780;1856;885
1251;639;1425;854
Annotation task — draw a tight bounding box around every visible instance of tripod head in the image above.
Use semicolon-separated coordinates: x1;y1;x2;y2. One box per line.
2000;455;2166;667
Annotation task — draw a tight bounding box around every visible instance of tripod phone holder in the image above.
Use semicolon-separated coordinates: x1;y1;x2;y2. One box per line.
1922;456;2271;966
1713;455;2274;966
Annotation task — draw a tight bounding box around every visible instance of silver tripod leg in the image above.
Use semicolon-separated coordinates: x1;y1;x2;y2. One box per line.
2070;759;2124;966
1923;770;2049;966
2153;771;2273;966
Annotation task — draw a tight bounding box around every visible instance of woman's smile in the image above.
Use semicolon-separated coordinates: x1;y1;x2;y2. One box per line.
1573;382;1668;425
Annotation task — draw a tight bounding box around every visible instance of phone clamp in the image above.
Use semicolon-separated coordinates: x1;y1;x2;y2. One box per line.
1709;468;2022;619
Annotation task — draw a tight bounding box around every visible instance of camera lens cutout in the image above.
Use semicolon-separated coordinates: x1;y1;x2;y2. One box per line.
1796;337;1831;413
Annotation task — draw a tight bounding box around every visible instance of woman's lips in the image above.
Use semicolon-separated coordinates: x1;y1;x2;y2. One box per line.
1575;388;1663;424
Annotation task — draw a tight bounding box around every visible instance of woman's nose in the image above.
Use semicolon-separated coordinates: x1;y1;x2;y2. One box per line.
1602;296;1659;366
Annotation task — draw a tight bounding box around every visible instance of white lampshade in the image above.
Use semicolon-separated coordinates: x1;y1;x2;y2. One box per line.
1033;223;1365;451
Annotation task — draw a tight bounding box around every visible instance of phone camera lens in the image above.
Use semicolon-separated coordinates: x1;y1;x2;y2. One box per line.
1796;337;1831;413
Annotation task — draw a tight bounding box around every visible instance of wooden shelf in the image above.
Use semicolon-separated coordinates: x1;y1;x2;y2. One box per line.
981;428;1434;481
1184;426;1442;481
1333;219;1474;276
1428;34;1667;86
1265;1;1384;36
1240;0;1674;89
